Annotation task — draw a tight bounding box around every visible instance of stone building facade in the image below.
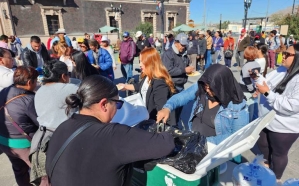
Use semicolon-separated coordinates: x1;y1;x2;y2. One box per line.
0;0;190;38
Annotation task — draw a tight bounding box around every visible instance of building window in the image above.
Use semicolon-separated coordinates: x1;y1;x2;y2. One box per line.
46;15;59;35
144;17;153;25
109;16;117;27
168;17;174;31
40;6;64;36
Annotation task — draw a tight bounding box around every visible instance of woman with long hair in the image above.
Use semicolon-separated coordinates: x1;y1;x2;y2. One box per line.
119;47;176;124
212;31;224;64
255;43;268;77
205;30;213;70
57;42;74;73
71;50;99;80
256;44;299;184
45;75;174;186
80;39;90;55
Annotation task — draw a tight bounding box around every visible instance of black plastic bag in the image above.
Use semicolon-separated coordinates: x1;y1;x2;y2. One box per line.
135;120;208;174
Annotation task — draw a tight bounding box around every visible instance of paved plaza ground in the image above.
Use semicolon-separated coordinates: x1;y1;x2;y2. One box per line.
0;52;298;186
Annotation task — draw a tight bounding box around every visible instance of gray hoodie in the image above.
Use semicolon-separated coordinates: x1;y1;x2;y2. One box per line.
27;43;44;68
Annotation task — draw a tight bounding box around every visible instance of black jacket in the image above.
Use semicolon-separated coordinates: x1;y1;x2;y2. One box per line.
133;78;175;125
21;44;50;68
0;86;39;139
162;47;189;88
187;34;200;55
46;114;174;186
198;38;207;56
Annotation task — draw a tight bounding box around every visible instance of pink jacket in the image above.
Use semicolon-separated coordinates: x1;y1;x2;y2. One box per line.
0;41;9;49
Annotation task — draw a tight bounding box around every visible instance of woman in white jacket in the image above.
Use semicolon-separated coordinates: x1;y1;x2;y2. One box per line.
256;44;299;184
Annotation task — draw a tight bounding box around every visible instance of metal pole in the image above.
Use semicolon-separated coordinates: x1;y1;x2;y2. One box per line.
219;14;222;31
203;0;206;30
292;0;296;14
265;0;270;32
161;0;165;54
244;8;248;29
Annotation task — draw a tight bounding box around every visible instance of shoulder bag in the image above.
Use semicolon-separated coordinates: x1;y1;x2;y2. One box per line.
0;94;32;141
224;39;234;58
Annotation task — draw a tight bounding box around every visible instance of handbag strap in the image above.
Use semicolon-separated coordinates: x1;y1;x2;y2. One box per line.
49;122;95;179
0;94;32;141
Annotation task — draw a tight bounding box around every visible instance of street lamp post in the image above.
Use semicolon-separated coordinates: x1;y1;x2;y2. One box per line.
219;14;222;31
243;0;252;29
161;0;165;54
111;4;122;39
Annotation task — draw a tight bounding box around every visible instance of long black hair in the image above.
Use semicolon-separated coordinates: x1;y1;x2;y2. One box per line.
216;31;223;38
275;44;299;94
82;39;90;51
71;51;99;80
65;75;118;115
43;59;68;84
256;43;268;77
206;30;212;36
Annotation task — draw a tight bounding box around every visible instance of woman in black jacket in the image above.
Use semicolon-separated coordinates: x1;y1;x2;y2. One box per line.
0;66;39;186
119;47;176;125
46;75;174;186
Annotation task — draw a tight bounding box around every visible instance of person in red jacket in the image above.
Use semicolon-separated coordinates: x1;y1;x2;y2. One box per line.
46;35;55;50
223;33;235;68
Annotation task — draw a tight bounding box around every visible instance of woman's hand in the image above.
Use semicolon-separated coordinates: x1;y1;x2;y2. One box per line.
117;83;126;91
256;81;270;94
156;108;170;124
92;64;100;69
252;91;259;98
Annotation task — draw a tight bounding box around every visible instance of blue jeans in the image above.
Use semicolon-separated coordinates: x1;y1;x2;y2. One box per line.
204;50;212;70
121;62;133;83
224;57;232;67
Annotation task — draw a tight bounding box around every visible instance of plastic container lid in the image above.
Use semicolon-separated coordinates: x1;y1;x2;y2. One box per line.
232;161;276;186
111;94;149;127
283;179;299;186
155;110;276;181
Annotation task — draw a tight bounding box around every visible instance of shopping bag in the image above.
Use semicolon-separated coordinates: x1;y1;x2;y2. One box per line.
135;120;208;174
277;52;283;65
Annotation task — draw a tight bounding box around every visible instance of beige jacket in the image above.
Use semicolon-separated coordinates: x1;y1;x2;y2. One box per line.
206;36;213;50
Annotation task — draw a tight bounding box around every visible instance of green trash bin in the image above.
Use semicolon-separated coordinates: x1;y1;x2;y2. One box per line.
131;111;276;186
132;165;219;186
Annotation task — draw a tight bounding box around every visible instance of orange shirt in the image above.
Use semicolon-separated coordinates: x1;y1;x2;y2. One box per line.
224;37;235;50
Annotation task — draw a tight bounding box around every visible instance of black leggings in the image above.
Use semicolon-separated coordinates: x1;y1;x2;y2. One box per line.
257;128;299;179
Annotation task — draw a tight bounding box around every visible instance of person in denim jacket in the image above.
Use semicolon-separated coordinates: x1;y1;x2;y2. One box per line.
157;64;249;145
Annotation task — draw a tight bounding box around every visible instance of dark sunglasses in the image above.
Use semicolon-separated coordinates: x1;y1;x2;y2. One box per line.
109;99;124;109
282;51;295;58
123;36;128;38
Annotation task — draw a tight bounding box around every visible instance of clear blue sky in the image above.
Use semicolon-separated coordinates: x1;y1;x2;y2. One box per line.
190;0;297;24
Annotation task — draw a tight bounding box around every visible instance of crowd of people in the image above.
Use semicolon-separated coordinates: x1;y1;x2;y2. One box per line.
0;26;298;186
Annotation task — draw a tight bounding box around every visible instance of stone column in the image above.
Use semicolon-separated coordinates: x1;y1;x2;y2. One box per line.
186;5;190;24
0;0;15;36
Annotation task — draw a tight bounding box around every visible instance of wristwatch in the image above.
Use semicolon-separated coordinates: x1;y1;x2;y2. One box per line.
264;91;269;97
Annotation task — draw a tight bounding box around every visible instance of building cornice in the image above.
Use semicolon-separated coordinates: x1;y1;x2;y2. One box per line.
86;0;190;6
